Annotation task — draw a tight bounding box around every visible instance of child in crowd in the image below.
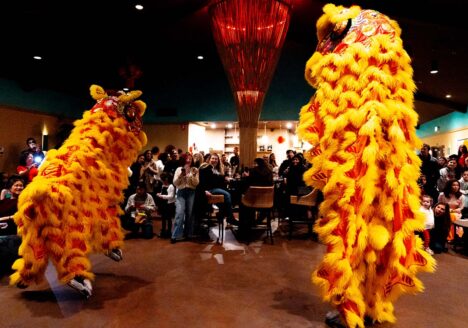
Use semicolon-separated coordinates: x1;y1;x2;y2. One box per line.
458;168;468;217
419;195;435;255
156;172;175;238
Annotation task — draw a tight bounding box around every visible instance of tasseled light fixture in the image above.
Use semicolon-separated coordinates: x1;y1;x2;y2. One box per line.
209;0;292;166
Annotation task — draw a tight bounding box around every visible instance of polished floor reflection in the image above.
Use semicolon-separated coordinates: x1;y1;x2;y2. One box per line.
1;222;468;327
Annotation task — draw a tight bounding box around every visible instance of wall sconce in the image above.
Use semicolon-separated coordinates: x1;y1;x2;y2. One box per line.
430;60;439;74
42;125;49;151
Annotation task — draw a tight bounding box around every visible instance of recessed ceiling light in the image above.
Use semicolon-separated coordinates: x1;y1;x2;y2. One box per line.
197;55;204;60
135;4;144;10
445;94;452;98
33;56;42;60
430;60;438;74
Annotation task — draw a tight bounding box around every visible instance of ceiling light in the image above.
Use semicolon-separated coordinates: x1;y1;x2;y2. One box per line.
135;4;144;10
211;123;217;129
197;55;204;60
123;88;129;92
227;123;233;128
445;94;452;98
33;56;42;60
286;122;293;129
430;60;438;74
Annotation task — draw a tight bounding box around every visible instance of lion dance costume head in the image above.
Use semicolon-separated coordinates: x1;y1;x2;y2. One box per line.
10;85;147;297
297;4;435;327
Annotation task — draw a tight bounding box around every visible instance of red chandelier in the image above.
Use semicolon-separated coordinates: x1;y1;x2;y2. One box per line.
209;0;292;165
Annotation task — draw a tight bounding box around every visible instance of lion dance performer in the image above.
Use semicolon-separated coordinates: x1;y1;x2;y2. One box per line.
10;85;147;298
297;4;435;327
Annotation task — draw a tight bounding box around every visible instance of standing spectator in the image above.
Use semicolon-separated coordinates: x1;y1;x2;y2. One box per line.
21;137;45;163
458;145;468;169
437;157;457;192
418;144;440;198
229;146;240;174
419;195;435;255
279;149;295;178
125;153;145;201
156;172;175;238
459;169;468;217
142;150;159;197
269;153;279;178
221;153;232;176
164;149;180;176
172;153;199;243
438;179;464;241
151;146;160;162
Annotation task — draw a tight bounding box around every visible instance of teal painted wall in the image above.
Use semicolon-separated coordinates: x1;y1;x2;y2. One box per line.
417;110;468;139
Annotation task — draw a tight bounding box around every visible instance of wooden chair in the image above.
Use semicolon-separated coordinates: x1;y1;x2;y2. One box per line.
206;194;225;244
241;186;275;244
289;188;319;240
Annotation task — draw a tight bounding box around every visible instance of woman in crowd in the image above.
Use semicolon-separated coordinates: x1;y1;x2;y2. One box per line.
438;179;464;241
430;202;452;253
458;145;468;169
0;175;24;274
172;153;199;243
142;150;159;198
198;153;235;225
17;152;39;184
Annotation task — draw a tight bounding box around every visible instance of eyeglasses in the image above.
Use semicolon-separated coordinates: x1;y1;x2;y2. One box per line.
28;141;36;144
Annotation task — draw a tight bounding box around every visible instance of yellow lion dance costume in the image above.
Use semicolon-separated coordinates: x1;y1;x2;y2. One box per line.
297;4;435;327
10;85;147;298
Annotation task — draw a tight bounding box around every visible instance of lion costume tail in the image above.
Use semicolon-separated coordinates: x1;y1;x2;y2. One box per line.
10;177;94;287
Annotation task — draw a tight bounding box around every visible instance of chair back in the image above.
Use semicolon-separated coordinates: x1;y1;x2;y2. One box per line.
290;188;319;207
241;186;274;209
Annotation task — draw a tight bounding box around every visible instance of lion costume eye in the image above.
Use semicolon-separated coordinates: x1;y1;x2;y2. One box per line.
330;19;352;41
124;105;137;122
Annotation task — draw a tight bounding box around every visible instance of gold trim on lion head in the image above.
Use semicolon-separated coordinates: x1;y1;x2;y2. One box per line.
89;85;147;134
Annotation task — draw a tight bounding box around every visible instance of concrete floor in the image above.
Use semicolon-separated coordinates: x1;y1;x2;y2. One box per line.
1;222;467;328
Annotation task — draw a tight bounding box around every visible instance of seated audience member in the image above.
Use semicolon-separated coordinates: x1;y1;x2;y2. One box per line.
198;153;235;225
430;202;451;253
17;152;39;184
123;182;156;239
0;175;24;274
237;158;274;240
156;172;176;238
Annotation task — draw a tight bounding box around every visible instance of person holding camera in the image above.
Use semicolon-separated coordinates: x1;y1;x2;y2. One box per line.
17;152;39;184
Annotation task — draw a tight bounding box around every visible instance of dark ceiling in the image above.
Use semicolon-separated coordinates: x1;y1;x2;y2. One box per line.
0;0;467;124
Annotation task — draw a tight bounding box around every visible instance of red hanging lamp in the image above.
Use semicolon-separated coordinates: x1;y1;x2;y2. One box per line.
209;0;292;166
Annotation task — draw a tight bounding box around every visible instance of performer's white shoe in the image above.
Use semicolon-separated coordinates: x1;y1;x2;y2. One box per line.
106;248;123;262
67;276;93;299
